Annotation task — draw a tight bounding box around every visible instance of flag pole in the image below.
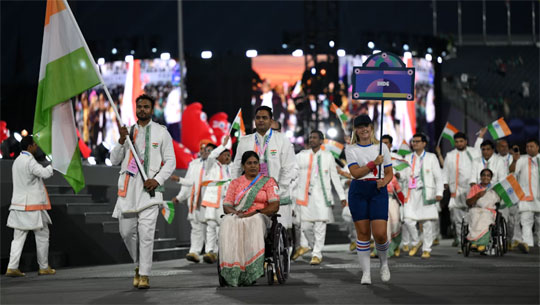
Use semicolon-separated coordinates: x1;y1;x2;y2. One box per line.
62;0;149;183
378;101;384;179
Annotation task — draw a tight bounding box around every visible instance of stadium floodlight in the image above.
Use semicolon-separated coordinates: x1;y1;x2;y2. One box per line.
437;56;443;64
130;50;135;55
373;49;381;54
337;49;346;57
327;127;338;139
367;41;375;49
329;40;335;48
282;43;288;49
160;52;171;61
125;55;134;62
403;44;410;51
245;49;258;58
311;67;316;75
425;53;432;61
427;47;433;54
111;48;117;55
201;51;212;59
292;49;303;57
97;58;105;65
151;48;157;53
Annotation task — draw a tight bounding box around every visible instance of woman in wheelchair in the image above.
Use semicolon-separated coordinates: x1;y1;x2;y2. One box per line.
218;151;279;287
465;169;500;253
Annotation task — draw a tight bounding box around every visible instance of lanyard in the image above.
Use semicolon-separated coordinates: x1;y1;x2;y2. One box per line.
255;129;273;160
482;157;488;169
235;174;261;204
410;151;426;177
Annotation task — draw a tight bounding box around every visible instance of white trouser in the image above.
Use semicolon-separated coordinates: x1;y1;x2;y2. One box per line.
205;220;219;253
450;208;467;243
520;211;540;247
189;219;207;255
300;221;327;259
401;220;411;246
8;226;50;270
402;218;436;253
508;205;522;242
118;205;158;276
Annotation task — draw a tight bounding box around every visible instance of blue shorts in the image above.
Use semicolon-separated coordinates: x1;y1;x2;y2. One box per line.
348;180;389;221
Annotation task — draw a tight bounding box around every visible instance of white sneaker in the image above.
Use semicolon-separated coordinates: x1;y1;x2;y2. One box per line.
380;265;391;282
361;272;371;285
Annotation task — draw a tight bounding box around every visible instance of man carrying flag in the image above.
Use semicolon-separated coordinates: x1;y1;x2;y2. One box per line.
111;94;176;289
512;139;540;253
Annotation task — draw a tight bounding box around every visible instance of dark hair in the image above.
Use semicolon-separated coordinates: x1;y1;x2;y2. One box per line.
526;138;539;146
241;151;259;165
20;136;34;151
310;130;324;140
204;143;217;150
497;138;508;145
454;132;467;141
412;133;428;144
255;106;273;119
135;94;156;109
481;140;495;149
480;168;493;178
381;134;393;144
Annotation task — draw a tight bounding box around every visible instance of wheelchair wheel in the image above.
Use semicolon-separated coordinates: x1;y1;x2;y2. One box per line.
464;242;470;257
273;223;289;284
460;220;468;255
266;262;274;285
500;216;508;254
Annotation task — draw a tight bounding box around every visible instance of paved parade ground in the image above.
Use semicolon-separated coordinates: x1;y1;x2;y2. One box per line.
2;240;539;304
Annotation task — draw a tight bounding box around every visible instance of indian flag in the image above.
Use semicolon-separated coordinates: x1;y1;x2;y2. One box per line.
33;0;100;193
330;103;349;129
441;122;459;146
201;179;231;187
397;140;411;156
322;139;344;159
161;201;175;224
230;108;245;136
487;118;512;140
393;162;410;171
492;175;525;208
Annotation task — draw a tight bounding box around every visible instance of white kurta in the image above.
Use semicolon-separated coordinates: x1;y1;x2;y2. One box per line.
514;155;540;213
231;129;296;204
402;151;443;221
444;147;478;210
202;145;231;222
470;155;506;184
110;121;176;217
176;158;207;222
295;149;346;222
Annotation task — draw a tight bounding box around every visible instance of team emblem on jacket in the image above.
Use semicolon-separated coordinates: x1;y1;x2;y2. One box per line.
270;149;277;156
152;142;159;148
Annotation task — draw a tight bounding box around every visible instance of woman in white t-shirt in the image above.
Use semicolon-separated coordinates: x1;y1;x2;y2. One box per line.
345;114;393;285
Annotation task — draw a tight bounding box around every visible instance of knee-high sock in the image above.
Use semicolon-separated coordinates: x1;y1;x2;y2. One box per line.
375;240;390;267
356;240;371;274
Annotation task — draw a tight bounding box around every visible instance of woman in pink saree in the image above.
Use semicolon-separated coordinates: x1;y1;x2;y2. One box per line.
219;151;279;286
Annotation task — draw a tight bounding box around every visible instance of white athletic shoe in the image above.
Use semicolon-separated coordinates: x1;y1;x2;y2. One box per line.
361;272;371;285
380;265;391;282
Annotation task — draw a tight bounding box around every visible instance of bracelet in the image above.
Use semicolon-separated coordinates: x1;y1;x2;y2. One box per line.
366;161;376;170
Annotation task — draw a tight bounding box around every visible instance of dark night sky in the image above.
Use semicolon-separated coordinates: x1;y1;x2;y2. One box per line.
1;0;538;132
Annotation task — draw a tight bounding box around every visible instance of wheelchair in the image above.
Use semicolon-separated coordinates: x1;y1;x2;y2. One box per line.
217;213;290;286
461;203;508;257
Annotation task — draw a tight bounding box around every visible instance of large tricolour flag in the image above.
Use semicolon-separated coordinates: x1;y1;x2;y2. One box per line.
33;0;100;193
487;117;512;140
121;59;143;126
492;175;525;208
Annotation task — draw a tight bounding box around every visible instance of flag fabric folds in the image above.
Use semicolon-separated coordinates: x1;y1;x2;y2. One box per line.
487;118;512;140
33;0;100;193
230;108;246;136
161;201;175;224
330;103;349;129
440;122;459;146
201;179;232;187
397;140;411;156
492;175;525;208
322;139;344;159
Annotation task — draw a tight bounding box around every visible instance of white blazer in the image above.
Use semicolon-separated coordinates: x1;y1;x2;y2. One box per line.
10;151;53;211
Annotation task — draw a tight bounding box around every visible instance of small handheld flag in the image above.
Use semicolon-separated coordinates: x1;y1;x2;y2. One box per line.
492;175;525;208
397;140;412;156
487;118;512;140
330;103;349;130
322;139;344;159
161;201;175;224
438;122;459;147
230;108;246;137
